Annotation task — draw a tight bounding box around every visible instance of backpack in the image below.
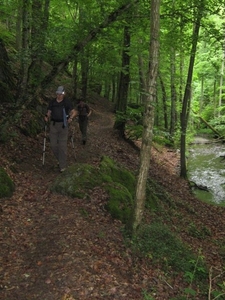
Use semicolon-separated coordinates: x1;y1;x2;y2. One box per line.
77;101;90;117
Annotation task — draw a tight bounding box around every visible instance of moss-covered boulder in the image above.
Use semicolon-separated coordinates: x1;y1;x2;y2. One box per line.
0;167;15;198
51;156;136;223
99;155;136;195
104;182;134;223
51;163;103;198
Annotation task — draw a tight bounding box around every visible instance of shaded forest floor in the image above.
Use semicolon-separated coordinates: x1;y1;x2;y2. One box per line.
1;95;225;300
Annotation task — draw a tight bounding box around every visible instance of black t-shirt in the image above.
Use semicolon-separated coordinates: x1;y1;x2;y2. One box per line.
48;98;73;121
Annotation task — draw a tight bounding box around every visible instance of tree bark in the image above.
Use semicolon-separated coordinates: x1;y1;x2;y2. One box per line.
180;2;204;179
17;0;30;103
0;38;16;103
218;27;225;117
114;25;131;136
72;56;78;102
159;73;168;130
138;54;147;104
132;0;161;233
28;0;48;88
81;49;89;100
170;48;177;135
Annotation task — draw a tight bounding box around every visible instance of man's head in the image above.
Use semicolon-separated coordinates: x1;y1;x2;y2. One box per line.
56;86;65;95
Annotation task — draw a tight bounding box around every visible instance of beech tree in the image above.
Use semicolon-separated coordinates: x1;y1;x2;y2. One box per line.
180;0;205;178
114;25;131;136
132;0;161;233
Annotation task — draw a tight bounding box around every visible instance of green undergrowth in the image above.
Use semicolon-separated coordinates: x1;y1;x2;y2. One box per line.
51;155;219;298
131;222;206;275
51;155;184;225
0;167;15;198
51;156;137;223
129;223;209;299
51;155;165;223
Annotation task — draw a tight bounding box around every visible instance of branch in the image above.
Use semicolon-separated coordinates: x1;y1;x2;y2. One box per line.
41;0;139;89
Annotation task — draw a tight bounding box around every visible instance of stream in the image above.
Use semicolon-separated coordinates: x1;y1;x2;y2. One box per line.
187;137;225;205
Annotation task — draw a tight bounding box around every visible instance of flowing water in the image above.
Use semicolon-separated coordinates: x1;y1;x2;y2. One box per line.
187;138;225;205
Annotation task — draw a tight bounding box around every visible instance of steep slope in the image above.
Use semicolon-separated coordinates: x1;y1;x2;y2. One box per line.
1;95;225;300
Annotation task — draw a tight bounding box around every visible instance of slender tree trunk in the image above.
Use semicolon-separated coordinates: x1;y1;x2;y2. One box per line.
72;56;78;102
218;32;225;117
200;76;204;113
0;38;16;103
104;81;110;99
81;49;89;100
180;3;204;178
114;25;131;136
17;0;31;103
28;0;44;89
170;48;177;135
16;1;22;50
213;79;217;117
138;54;147;104
159;73;168;130
132;0;160;233
111;76;116;103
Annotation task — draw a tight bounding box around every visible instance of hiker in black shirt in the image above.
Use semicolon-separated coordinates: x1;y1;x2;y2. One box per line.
45;86;77;172
77;99;92;145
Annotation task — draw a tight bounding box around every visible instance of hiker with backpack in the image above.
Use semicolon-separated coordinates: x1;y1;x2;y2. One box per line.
76;98;92;145
44;86;77;172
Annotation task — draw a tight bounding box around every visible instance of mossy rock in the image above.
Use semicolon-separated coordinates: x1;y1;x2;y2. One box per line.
100;156;136;194
0;167;15;198
51;156;137;223
51;163;102;198
51;156;169;224
104;182;134;223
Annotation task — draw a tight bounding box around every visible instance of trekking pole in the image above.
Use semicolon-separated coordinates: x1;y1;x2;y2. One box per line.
70;125;76;161
42;124;47;166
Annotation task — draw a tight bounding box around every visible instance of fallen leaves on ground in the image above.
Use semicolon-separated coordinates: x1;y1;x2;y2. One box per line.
1;96;225;300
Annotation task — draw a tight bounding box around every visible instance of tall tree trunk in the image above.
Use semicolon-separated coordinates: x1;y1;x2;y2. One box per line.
132;0;160;233
213;79;217;117
138;54;147;104
218;29;225;117
111;76;116;103
72;56;78;102
17;0;31;103
159;73;168;130
16;1;22;50
104;81;110;100
28;0;44;89
81;49;89;100
180;3;204;179
170;48;177;135
0;38;16;103
28;0;50;91
200;76;204;113
114;25;131;137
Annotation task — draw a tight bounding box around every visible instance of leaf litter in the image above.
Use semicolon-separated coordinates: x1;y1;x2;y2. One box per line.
1;96;225;299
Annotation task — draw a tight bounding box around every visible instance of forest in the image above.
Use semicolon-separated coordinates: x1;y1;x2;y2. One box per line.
1;0;225;299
